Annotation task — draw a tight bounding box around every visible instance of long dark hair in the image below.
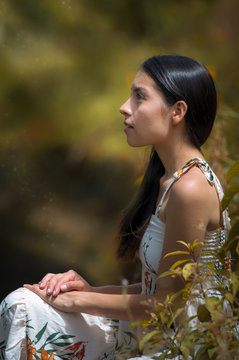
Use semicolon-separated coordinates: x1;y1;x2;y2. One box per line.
117;54;217;261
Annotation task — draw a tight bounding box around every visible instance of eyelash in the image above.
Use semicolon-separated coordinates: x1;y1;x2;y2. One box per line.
135;92;145;101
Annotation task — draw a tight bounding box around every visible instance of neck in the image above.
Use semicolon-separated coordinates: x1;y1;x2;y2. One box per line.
154;141;203;180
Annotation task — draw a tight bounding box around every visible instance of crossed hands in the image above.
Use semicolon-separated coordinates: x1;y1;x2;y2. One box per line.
24;270;92;312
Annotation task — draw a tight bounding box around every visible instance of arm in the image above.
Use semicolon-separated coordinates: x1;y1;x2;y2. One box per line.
37;269;141;296
93;283;142;294
155;173;218;301
23;285;152;321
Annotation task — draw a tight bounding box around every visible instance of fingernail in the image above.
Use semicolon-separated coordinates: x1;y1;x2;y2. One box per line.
61;284;67;291
53;290;56;296
47;288;51;295
39;283;44;288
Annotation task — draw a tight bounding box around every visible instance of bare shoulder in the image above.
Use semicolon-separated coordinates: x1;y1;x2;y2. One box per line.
169;166;215;206
165;166;220;230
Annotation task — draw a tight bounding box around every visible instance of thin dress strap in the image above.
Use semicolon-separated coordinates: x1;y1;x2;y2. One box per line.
155;177;178;216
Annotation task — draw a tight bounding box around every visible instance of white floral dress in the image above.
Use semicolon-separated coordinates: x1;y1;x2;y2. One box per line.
0;158;230;360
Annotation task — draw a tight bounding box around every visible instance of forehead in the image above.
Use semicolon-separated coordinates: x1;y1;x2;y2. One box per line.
131;70;159;93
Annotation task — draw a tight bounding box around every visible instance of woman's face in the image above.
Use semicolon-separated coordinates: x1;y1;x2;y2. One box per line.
119;71;173;148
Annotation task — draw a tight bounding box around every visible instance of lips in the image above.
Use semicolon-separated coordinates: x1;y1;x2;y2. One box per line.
124;120;134;128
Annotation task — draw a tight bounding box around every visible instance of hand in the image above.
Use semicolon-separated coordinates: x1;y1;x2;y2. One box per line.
38;269;92;297
24;284;80;313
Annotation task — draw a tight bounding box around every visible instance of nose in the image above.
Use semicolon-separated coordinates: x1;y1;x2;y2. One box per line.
119;98;131;116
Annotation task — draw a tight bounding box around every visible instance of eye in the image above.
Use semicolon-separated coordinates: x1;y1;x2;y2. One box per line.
135;91;145;101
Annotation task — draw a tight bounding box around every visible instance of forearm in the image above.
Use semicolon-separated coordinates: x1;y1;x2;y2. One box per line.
74;291;153;321
92;283;142;295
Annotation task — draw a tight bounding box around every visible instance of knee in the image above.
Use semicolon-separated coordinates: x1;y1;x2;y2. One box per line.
2;287;27;308
1;287;44;321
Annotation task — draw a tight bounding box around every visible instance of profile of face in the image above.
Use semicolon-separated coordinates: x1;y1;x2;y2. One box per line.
119;71;185;148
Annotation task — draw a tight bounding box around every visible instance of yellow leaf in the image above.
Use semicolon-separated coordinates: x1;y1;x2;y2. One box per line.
127;321;141;329
192;240;204;250
157;270;176;279
135;174;143;185
222;184;239;211
164;251;190;259
182;263;196;280
139;330;159;351
170;259;190;270
177;240;190;249
226;159;239;183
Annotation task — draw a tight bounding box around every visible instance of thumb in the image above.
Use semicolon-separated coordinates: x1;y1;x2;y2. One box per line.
60;281;84;292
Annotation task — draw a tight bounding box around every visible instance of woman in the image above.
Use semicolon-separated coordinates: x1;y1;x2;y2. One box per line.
0;55;230;359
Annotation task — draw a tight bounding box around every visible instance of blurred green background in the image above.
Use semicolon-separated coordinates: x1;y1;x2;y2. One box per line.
0;0;238;300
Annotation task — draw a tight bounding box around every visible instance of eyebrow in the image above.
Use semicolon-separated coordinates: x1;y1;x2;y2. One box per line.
130;85;149;93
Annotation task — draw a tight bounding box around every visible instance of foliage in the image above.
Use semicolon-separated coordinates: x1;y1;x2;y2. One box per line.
129;160;239;359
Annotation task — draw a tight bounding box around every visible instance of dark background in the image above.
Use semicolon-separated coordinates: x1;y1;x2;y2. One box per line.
0;0;238;300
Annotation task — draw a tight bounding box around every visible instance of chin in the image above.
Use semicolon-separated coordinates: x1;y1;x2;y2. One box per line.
127;140;144;148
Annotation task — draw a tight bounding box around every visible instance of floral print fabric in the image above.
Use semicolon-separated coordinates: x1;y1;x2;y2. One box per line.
0;287;116;360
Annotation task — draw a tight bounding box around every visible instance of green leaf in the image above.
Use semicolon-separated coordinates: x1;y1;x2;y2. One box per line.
231;273;239;296
225;292;234;304
222;234;239;261
46;332;60;342
139;330;158;351
213;268;230;277
195;346;211;360
164;251;190;258
227;160;239;183
180;339;191;358
127;321;142;329
205;297;222;321
56;334;75;340
50;341;72;347
173;307;185;321
169;288;184;303
228;220;239;243
222;184;239;211
208;347;217;359
26;325;34;329
35;322;48;344
197;304;211;322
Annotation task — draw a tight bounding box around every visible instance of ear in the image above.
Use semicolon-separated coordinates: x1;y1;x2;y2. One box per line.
171;100;187;125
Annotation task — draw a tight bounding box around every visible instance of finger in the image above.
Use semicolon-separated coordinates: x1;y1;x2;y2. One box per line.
24;284;51;304
39;273;55;289
52;272;77;296
24;284;42;296
60;280;85;293
45;273;65;295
